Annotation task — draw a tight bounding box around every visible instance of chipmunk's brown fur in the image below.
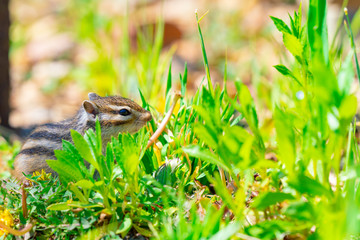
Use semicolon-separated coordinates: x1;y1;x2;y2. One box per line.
14;93;152;181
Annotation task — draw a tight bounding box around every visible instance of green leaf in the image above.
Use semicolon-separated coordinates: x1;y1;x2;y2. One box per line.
283;32;303;58
270;16;292;34
165;61;172;112
133;224;153;237
117;215;132;234
52;150;84;178
274;65;302;86
252;192;295;211
105;143;114;174
235;82;264;152
218;126;253;168
289;174;333;198
183;145;230;172
138;88;148;109
209;222;241;240
308;0;329;64
237;82;258;129
46;157;83;185
196;11;213;93
47;202;72;211
71;129;99;170
67;202;103;209
181;62;188;96
337;53;355;95
75;179;94;189
245;220;296;239
209;174;239;214
194;123;218;150
339;95;357;120
283;201;315;221
95;119;102;154
69;183;88;203
327;112;339;131
274;107;296;173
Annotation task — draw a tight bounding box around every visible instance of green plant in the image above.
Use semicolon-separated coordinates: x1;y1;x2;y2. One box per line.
44;119;177;237
67;0;173;102
0;137;20;179
2;1;360;239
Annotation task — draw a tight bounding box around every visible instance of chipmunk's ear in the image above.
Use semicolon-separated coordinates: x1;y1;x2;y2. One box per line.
88;92;101;101
83;100;99;118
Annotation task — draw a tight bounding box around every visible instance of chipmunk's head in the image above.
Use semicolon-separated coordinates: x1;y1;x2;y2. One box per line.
82;93;152;139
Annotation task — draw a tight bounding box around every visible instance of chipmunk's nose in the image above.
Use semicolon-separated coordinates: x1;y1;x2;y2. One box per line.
143;111;152;122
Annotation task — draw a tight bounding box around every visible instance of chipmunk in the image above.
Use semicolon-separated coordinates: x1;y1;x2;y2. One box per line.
14;93;152;181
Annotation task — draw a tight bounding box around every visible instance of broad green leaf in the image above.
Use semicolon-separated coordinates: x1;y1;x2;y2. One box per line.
62;140;81;158
283;32;303;58
105;143;114;174
52;150;84;178
133;225;153;237
183;145;230;172
194;123;218;150
274;107;296;173
47;202;72;211
308;0;329;64
46;158;83;185
77;222;118;240
201;87;215;112
237;82;259;129
252;192;295;211
75;179;94;189
71;129;99;170
283;201;315;221
218;126;254;169
289;174;333;198
116;215;132;234
193;105;216;129
245;220;297;239
84;129;99;158
61;140;90;177
69;183;88;203
270;16;292;34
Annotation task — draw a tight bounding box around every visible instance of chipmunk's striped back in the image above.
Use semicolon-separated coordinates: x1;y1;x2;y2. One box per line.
14;93;152;181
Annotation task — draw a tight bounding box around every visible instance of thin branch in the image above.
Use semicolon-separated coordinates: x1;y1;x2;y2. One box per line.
0;222;33;236
146;92;182;150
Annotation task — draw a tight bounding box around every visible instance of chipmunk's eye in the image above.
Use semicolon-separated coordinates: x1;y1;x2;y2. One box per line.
119;109;131;116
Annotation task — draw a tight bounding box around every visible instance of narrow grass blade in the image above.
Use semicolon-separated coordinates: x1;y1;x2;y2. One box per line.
344;8;360;83
308;0;329;64
180;62;188;106
195;10;213;94
165;61;172;112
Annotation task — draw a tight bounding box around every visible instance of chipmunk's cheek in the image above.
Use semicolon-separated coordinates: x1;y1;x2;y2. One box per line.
127;121;145;134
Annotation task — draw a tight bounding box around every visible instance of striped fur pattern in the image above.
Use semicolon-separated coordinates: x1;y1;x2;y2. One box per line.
14;93;152;180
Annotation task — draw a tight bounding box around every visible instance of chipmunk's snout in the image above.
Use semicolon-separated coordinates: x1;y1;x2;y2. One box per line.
143;111;152;122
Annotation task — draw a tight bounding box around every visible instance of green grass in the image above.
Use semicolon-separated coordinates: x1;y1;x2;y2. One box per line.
1;1;360;239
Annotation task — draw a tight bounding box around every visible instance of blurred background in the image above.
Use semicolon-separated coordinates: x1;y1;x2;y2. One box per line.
1;0;356;127
0;0;358;175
